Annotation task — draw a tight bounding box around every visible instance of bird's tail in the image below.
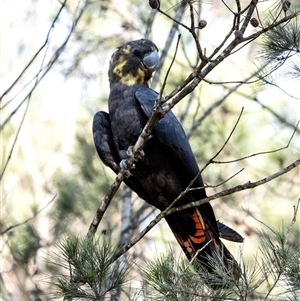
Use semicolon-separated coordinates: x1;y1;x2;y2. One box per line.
165;207;241;287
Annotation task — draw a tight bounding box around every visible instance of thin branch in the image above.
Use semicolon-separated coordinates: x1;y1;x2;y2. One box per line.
0;98;30;181
157;4;190;31
191;168;244;191
235;0;241;30
0;195;57;235
242;10;300;43
163;240;211;299
87;170;128;237
162;6;299;110
197;107;245;173
169;158;300;215
158;34;181;103
186;84;243;138
0;0;68;103
1;0;88;130
285;198;300;243
144;8;157;39
212;119;299;164
242;207;277;234
151;1;186;89
228;89;300;133
0;0;89;182
239;0;258;35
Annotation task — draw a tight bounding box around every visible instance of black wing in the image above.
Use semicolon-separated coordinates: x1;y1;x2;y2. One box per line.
135;87;201;182
93;111;120;174
93;111;157;203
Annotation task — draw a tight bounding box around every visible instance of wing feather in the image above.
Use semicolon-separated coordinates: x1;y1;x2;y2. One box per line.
135;87;200;180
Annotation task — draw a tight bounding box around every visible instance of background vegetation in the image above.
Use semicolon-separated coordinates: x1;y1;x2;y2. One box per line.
1;0;299;300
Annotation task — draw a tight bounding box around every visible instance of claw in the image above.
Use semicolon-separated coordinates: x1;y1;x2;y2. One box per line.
127;146;145;161
119;159;128;170
119;159;134;178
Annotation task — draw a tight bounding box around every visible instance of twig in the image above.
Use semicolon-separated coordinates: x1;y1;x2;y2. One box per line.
144;8;157;39
168;158;300;215
239;0;258;34
0;99;30;181
242;10;300;43
162;6;299;111
191;168;244;191
0;0;68;103
211;120;299;164
254;98;300;132
213;108;244;162
87;171;128;237
0;195;57;235
0;0;88;181
187;89;242;139
1;0;88;130
151;2;186;89
158;34;181;103
157;4;190;31
242;208;276;234
285;198;300;244
163;240;211;299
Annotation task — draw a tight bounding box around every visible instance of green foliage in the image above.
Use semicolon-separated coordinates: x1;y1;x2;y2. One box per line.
54;236;131;300
258;226;300;298
261;15;299;64
143;251;238;300
141;222;300;300
8;222;41;265
258;13;300;82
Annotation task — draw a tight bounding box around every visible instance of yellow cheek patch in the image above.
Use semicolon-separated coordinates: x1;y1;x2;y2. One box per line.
122;45;131;54
135;67;146;84
115;65;146;86
113;59;127;77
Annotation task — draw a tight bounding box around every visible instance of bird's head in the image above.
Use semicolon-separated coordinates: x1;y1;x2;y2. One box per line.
108;39;159;87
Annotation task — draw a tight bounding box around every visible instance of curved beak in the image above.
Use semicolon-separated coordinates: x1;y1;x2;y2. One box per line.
143;50;159;70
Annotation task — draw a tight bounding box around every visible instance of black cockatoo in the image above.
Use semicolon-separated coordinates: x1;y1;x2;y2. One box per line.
93;39;242;286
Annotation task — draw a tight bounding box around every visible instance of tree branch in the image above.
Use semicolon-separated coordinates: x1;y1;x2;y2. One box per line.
169;158;300;215
109;157;299;265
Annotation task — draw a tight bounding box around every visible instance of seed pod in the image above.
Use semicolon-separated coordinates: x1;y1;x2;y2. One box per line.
149;0;160;9
282;0;291;12
250;17;259;28
199;19;207;29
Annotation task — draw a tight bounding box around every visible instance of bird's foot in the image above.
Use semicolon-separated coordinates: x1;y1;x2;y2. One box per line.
119;146;144;178
119;159;134;177
127;146;145;161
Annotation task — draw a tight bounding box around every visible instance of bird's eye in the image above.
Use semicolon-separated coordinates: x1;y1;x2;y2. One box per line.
133;49;141;56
